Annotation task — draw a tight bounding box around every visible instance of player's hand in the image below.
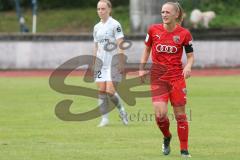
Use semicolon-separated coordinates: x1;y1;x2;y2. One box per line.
139;70;149;83
183;65;191;79
89;64;95;75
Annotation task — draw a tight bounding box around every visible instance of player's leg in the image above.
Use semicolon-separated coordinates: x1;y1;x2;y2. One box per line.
95;67;110;127
151;80;172;139
96;79;109;127
153;100;172;155
170;79;191;157
151;81;172;155
106;81;128;125
153;101;171;138
151;78;173;155
173;106;191;158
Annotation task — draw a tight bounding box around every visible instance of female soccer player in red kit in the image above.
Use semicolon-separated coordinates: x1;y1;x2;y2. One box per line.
139;2;194;158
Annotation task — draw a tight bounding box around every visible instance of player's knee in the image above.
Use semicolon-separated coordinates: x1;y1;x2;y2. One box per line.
154;105;168;119
154;107;168;119
99;90;107;95
155;112;168;120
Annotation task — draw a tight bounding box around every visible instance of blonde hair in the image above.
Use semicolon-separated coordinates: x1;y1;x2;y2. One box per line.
98;0;112;15
164;2;184;24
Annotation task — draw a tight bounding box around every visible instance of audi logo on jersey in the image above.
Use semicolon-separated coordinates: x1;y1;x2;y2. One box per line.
155;44;178;54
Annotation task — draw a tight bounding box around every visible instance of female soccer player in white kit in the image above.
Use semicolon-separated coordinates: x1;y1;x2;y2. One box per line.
92;0;128;127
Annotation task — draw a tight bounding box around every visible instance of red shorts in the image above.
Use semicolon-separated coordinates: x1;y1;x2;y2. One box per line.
151;78;187;107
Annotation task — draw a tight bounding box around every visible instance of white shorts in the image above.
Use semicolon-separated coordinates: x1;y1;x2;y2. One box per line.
94;67;122;82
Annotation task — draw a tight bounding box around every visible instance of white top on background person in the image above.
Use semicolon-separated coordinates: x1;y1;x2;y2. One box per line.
92;0;128;127
93;16;124;68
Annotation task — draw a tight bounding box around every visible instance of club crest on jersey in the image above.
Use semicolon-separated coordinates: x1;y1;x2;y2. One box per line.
173;35;180;43
116;26;122;32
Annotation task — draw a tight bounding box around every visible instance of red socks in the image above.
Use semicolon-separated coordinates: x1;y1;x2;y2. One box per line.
155;116;171;138
176;114;189;150
156;114;189;150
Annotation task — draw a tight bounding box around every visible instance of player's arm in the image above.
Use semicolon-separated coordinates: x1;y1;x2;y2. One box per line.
139;46;151;83
183;31;195;79
88;42;98;76
183;50;194;79
116;38;125;73
92;25;98;71
91;42;98;72
85;42;98;80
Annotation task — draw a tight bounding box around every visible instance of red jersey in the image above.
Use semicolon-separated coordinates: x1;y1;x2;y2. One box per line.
145;24;193;81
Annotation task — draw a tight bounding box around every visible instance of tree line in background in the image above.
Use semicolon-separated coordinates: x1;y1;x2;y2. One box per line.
0;0;239;13
0;0;129;11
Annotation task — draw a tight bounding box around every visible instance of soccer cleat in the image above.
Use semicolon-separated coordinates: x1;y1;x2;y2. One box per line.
162;135;172;155
181;150;192;158
119;110;128;125
97;118;109;127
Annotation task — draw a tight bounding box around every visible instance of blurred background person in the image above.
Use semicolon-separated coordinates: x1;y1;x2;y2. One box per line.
92;0;128;127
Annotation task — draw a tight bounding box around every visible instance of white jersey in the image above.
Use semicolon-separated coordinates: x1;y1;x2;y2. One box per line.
93;17;124;68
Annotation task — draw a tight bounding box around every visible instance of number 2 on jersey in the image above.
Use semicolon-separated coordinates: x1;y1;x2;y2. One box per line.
97;71;102;78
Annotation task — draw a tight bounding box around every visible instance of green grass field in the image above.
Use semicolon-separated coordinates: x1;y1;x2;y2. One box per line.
0;76;240;160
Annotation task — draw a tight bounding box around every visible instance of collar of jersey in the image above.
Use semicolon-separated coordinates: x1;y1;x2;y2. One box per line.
101;16;112;25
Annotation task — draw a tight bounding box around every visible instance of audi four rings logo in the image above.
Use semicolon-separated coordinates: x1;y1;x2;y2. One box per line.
156;44;178;54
